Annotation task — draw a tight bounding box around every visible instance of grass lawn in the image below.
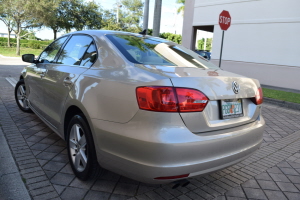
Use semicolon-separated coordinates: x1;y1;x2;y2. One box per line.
263;88;300;104
0;47;43;57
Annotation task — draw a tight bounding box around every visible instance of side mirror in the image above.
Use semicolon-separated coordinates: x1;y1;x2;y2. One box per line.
22;54;35;63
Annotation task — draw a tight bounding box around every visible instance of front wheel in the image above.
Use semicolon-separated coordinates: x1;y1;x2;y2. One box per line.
67;114;101;180
15;79;32;113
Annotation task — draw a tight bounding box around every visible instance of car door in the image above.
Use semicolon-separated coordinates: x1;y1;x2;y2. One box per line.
26;36;69;116
41;34;96;129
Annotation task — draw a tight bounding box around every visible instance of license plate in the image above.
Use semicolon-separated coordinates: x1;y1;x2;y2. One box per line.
221;99;243;119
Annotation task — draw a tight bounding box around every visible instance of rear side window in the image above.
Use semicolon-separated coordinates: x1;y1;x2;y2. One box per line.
57;35;94;66
80;42;97;67
39;36;68;63
106;34;218;69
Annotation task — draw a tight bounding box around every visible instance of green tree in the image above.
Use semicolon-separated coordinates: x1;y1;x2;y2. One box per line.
119;0;144;33
176;0;185;15
0;0;44;55
0;13;15;47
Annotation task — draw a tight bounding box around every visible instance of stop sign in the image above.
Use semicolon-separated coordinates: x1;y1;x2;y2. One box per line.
219;10;231;31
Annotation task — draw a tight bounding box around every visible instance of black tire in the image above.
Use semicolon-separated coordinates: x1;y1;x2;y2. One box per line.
15;79;33;113
66;114;101;180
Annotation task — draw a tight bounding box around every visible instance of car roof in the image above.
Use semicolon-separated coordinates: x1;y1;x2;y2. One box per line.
63;30;173;44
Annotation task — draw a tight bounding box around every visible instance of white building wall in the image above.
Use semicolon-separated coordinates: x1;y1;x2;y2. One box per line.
182;0;300;90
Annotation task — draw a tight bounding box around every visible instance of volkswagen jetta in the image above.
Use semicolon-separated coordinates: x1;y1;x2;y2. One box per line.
15;30;265;183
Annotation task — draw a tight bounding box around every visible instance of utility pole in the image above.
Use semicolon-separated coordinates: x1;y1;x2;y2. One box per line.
143;0;150;34
117;4;122;23
153;0;162;37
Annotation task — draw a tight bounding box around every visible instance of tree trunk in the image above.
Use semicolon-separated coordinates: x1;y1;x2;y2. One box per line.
16;34;20;55
153;0;162;37
143;0;150;34
7;28;11;48
53;29;57;40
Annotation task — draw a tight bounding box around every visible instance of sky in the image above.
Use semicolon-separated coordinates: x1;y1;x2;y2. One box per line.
0;0;184;40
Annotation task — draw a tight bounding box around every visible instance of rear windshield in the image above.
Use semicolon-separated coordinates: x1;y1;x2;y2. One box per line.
106;34;218;69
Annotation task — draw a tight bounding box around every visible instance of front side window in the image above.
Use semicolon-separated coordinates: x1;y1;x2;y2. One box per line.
106;34;218;69
39;36;68;63
57;35;93;66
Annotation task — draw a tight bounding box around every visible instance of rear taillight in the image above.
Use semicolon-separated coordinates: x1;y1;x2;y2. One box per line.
175;88;208;112
251;87;263;105
136;86;209;112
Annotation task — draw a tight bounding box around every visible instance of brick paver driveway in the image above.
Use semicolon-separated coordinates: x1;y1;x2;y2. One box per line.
1;77;300;200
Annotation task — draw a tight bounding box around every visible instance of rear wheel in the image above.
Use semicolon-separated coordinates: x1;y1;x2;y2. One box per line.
67;114;101;180
15;79;32;113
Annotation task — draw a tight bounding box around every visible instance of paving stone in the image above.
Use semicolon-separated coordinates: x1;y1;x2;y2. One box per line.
257;180;280;190
276;182;299;192
44;170;56;179
243;188;268;200
69;177;95;189
53;184;66;195
269;173;291;182
185;191;205;200
241;179;260;189
267;167;282;174
113;182;138;196
50;173;74;186
59;163;73;174
36;151;57;160
42;161;66;172
110;193;131;200
145;190;166;200
287;175;300;184
84;190;110;200
29;185;56;197
92;179;117;193
225;187;246;198
27;180;52;191
32;191;59;200
60;187;88;200
177;194;192;200
37;159;48;166
255;172;273;181
280;167;299;176
264;190;288;200
284;192;300;200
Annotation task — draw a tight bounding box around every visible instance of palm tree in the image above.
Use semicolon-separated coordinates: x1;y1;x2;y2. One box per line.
176;0;185;15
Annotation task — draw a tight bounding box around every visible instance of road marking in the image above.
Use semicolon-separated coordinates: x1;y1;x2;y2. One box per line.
5;77;17;87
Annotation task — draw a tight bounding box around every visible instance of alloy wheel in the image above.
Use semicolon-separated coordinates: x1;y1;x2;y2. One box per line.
69;124;88;172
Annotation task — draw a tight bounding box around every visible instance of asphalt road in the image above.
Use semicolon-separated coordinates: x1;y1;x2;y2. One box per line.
0;56;26;77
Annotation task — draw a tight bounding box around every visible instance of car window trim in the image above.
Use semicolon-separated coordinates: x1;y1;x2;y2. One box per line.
55;33;98;68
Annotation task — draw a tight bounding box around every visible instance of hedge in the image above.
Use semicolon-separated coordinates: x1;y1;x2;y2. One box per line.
0;37;51;49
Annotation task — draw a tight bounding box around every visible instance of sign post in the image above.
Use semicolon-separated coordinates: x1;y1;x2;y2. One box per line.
218;10;231;68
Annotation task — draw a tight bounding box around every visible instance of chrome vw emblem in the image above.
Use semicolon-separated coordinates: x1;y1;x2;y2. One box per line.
232;81;239;94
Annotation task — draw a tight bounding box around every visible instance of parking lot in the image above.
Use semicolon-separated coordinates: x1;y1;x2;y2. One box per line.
0;58;300;200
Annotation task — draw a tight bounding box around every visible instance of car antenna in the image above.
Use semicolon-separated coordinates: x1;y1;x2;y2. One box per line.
139;29;147;36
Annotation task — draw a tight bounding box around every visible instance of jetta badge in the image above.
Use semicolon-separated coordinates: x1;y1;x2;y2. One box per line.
232;81;239;94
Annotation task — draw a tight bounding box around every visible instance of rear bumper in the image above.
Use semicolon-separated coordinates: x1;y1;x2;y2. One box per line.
91;110;265;184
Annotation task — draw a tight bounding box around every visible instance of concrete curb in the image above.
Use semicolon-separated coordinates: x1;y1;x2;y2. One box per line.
0;54;21;59
0;128;31;200
264;97;300;111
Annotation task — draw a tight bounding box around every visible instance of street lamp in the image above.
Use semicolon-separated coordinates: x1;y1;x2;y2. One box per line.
117;4;122;23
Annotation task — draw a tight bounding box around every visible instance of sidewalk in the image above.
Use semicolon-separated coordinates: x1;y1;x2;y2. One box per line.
0;77;300;200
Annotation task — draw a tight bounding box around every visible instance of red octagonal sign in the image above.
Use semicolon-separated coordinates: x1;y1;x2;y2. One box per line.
219;10;231;31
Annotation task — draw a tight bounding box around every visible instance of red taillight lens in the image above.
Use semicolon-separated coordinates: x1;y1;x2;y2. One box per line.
136;86;209;112
136;86;178;112
175;88;209;112
252;87;263;105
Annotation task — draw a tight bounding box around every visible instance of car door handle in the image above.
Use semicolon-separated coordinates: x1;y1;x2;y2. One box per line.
63;77;73;86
